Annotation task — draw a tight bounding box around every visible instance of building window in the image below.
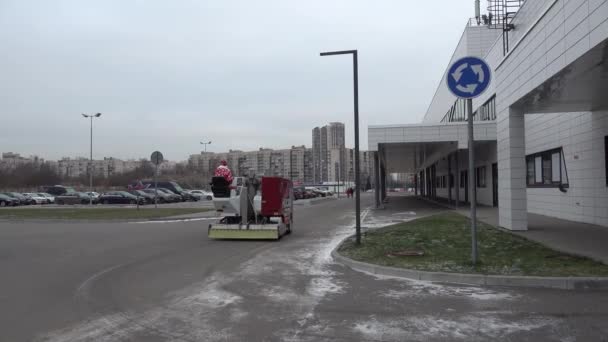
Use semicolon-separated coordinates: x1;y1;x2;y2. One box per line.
460;171;466;188
526;148;568;187
476;166;486;188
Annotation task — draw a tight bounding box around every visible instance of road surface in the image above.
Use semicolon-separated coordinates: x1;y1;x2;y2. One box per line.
1;193;607;341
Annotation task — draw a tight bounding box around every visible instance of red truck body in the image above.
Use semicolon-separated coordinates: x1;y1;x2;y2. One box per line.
260;177;293;218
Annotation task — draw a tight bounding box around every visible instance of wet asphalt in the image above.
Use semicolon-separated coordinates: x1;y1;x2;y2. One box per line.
1;193;607;342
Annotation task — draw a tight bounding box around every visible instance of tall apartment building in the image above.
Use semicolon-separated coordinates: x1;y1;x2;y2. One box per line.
312;127;321;184
312;122;346;183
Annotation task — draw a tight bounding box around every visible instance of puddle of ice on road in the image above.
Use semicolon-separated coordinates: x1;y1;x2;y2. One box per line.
353;313;562;341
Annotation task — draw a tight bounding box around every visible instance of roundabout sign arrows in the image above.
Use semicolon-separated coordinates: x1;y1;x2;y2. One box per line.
447;56;491;99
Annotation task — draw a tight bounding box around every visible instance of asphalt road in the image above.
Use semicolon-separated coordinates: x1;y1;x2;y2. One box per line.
1;193;607;341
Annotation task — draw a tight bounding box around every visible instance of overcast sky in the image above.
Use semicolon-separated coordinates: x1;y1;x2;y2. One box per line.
0;0;474;161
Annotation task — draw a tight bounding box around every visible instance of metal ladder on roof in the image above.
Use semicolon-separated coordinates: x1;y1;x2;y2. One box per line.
485;0;525;55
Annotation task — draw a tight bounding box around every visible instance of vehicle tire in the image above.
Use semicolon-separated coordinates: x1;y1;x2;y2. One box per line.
158;198;165;204
130;200;136;205
103;200;110;205
206;195;212;200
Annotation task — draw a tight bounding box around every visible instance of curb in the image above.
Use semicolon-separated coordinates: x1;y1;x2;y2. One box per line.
331;236;608;291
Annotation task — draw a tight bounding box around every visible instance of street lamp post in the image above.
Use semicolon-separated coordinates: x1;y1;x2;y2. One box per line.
82;113;102;206
200;141;212;153
320;49;361;245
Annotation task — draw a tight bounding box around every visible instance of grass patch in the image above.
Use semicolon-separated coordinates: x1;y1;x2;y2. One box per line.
0;208;212;220
339;212;608;277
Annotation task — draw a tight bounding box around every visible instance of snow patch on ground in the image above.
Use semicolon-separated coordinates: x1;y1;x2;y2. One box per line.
36;313;139;342
307;277;345;298
353;318;409;341
353;313;560;341
177;278;242;308
39;275;246;342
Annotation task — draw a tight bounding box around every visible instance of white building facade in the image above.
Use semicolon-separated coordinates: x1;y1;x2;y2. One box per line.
369;0;608;230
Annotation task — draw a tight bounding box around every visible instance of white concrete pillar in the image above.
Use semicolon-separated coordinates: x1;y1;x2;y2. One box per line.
497;107;528;231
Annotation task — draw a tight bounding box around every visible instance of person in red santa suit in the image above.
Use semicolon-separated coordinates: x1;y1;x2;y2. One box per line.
214;160;234;184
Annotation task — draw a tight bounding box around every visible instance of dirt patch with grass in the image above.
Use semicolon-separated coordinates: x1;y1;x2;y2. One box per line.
339;212;608;277
0;208;212;220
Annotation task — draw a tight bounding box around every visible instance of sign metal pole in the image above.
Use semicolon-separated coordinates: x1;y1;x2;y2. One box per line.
446;56;491;266
467;98;478;265
154;164;158;209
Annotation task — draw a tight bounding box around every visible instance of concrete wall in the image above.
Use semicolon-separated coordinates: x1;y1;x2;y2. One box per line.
525;111;608;226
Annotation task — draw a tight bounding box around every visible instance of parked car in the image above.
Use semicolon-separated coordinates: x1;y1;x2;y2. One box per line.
140;181;197;201
189;190;213;200
303;189;317;199
314;187;334;197
293;188;304;200
43;185;76;196
86;192;100;201
2;192;30;205
22;193;49;204
128;190;155;204
99;191;144;205
0;193;19;207
141;189;172;203
56;192;96;205
157;188;183;202
305;187;329;197
37;193;55;203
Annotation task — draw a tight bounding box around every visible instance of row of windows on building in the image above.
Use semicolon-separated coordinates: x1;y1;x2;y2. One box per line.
423;139;608;192
434;166;487;189
440;95;497;123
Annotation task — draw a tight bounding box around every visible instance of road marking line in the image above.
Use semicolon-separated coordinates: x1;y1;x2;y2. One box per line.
76;263;126;295
129;217;218;224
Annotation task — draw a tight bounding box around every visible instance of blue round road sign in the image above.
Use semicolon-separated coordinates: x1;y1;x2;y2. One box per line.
446;56;491;99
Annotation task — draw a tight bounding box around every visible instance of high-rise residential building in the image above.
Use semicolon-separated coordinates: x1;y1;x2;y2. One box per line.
312;122;346;183
312;127;321;184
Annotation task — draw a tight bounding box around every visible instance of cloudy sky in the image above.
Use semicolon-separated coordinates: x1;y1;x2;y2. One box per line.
0;0;474;161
